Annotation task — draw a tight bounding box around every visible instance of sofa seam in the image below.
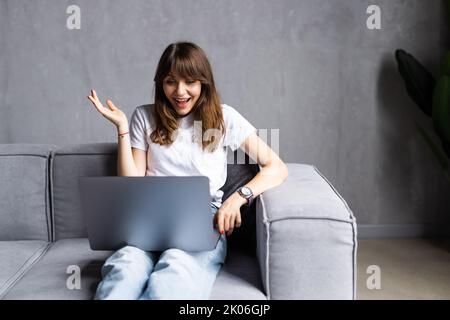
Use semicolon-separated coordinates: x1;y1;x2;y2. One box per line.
53;153;116;156
258;194;271;300
312;164;358;299
268;216;355;224
49;152;55;242
0;242;53;299
351;220;358;300
0;154;51;158
45;154;51;242
313;163;358;300
262;164;356;224
311;165;356;221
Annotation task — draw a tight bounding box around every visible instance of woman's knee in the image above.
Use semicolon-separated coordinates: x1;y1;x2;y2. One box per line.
102;245;155;275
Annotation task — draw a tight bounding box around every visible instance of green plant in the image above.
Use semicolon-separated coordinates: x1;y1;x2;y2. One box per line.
395;48;450;183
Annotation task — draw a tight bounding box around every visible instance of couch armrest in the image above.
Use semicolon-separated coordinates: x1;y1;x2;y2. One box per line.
255;163;357;299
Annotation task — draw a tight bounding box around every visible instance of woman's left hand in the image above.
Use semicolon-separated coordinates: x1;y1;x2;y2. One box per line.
214;192;247;236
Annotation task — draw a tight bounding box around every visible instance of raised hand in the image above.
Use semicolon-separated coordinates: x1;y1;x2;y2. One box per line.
86;89;128;129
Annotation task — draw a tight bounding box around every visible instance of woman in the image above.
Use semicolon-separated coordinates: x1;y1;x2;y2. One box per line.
86;42;288;300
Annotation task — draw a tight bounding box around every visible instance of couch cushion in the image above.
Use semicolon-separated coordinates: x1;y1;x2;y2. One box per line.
51;143;117;240
3;239;110;300
0;240;49;298
211;248;267;300
0;144;56;241
3;239;266;300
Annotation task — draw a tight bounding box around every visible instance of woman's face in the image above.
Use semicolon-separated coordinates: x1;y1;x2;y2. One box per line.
163;73;202;117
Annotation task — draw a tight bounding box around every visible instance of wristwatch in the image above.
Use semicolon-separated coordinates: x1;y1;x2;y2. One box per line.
237;186;254;206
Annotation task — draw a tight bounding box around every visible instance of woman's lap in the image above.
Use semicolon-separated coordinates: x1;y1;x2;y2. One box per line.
95;203;226;300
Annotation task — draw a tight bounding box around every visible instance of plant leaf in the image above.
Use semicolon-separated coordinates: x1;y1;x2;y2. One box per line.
395;49;435;116
415;121;450;171
432;75;450;159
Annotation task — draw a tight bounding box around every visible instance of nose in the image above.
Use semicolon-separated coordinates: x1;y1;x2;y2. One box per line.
176;82;187;95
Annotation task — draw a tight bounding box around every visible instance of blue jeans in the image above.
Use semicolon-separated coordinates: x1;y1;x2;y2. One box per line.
94;202;227;300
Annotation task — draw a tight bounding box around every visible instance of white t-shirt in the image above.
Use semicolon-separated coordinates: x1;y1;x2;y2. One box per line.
129;103;256;205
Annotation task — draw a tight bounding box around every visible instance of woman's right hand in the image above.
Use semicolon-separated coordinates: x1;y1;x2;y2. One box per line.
87;89;128;129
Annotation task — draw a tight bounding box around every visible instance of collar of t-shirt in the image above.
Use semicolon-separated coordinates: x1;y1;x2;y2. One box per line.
178;112;194;129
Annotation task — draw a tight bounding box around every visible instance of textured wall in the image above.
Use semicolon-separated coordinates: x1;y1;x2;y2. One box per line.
0;0;449;227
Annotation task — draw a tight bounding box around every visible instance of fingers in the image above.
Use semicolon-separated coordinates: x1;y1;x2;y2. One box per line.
216;211;225;235
226;214;234;236
216;210;242;237
235;212;242;228
86;95;95;104
87;90;98;102
224;213;230;234
213;213;218;229
106;99;118;111
87;90;117;115
87;89;102;110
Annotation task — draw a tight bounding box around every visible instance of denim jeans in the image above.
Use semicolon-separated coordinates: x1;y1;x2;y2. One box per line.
94;202;227;300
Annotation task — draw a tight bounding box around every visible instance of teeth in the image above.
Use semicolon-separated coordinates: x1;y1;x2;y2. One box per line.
176;98;189;103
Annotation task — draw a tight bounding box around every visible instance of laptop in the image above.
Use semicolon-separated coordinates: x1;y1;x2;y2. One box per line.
78;176;220;252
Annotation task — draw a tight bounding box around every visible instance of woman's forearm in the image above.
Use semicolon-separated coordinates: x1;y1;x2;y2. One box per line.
117;123;139;177
232;160;289;205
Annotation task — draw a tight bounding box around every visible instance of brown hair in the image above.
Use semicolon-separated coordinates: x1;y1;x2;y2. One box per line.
150;42;225;152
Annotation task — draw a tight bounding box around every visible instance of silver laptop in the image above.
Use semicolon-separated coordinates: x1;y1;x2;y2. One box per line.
79;176;220;252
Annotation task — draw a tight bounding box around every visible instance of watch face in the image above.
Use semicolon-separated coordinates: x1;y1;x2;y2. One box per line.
241;187;252;196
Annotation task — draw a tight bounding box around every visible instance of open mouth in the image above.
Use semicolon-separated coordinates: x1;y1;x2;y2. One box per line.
174;98;191;108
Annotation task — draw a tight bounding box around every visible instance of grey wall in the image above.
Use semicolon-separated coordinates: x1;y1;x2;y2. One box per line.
1;0;449;231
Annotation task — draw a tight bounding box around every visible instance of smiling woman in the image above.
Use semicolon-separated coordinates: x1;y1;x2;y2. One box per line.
150;42;226;152
86;41;288;300
163;74;201;115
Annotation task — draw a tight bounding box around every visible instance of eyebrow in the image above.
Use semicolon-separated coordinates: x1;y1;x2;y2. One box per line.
165;74;195;80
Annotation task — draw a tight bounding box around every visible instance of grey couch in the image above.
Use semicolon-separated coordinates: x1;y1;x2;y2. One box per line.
0;143;357;300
